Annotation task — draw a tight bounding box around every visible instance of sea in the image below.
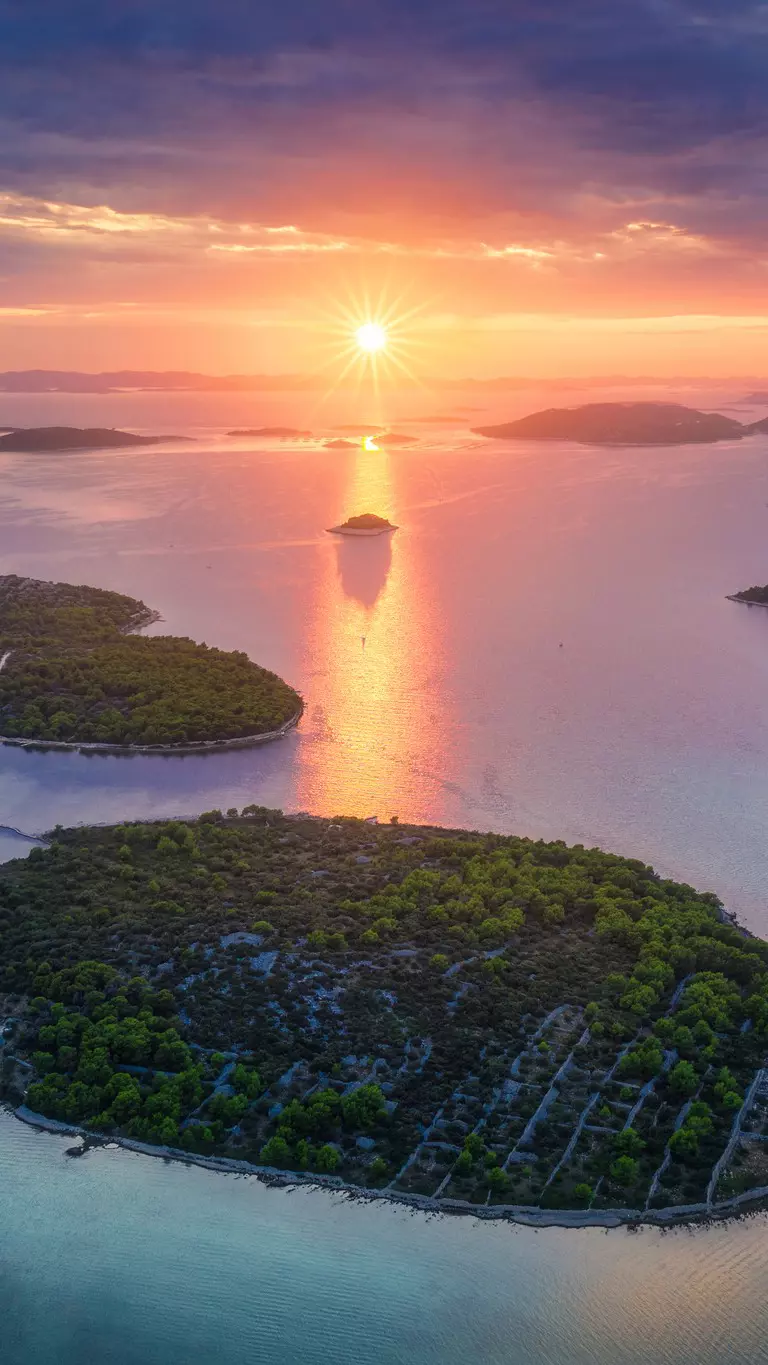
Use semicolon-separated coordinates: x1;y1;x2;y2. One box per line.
2;381;768;1362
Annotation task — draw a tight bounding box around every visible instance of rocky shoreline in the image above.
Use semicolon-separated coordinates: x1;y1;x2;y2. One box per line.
0;706;302;755
12;1104;768;1231
726;595;768;609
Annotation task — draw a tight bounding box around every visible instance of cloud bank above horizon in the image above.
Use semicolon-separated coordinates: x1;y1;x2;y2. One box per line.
2;0;768;376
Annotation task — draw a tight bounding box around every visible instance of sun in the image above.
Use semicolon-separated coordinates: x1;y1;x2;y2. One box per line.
310;285;429;403
356;321;388;353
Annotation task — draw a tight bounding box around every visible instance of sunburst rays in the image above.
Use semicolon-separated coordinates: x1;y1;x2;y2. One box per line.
309;281;430;411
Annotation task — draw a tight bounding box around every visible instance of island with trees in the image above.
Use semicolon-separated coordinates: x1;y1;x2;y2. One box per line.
3;809;768;1225
473;403;749;445
0;575;301;749
727;585;768;607
0;427;188;452
326;513;398;536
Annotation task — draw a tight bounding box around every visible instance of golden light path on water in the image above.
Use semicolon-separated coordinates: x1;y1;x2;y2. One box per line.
295;442;454;818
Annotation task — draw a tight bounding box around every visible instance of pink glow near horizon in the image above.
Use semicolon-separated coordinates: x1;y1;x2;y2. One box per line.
3;6;768;378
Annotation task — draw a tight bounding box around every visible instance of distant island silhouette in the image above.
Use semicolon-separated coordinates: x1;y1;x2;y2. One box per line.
0;370;763;397
323;438;357;449
727;584;768;607
473;402;751;445
326;431;416;448
327;513;398;536
372;432;418;446
0;370;319;394
227;426;311;438
0;427;188;452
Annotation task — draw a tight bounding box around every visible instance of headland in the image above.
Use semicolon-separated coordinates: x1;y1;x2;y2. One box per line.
727;585;768;608
0;574;302;749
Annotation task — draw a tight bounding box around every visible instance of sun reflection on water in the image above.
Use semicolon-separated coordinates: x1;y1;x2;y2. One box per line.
296;446;449;819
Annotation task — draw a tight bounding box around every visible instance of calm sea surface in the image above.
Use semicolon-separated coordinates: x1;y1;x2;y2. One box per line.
4;1113;768;1365
0;390;768;923
3;388;768;1361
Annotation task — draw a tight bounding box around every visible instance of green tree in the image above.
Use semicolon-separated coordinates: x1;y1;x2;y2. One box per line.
295;1138;314;1168
232;1064;261;1099
612;1127;645;1158
609;1156;639;1186
315;1144;340;1173
486;1166;509;1192
668;1060;698;1097
261;1135;291;1166
153;1030;191;1072
341;1084;386;1131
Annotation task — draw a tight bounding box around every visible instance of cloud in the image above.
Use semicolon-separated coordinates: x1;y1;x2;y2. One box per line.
1;2;767;218
0;0;767;364
607;220;718;255
0;191;732;278
471;310;768;335
0;192;358;256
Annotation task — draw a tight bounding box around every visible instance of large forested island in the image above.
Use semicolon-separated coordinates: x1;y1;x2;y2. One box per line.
0;575;301;748
473;402;748;445
3;811;768;1225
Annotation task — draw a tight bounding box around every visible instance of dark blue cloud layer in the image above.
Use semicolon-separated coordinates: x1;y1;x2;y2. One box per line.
1;1;766;137
0;1;766;243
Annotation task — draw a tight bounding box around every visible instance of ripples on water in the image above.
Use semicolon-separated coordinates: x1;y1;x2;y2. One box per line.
2;1114;768;1365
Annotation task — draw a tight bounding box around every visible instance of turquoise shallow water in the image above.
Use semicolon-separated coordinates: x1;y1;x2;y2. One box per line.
3;1111;768;1365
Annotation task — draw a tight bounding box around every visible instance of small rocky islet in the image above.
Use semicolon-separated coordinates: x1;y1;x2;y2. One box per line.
326;513;398;536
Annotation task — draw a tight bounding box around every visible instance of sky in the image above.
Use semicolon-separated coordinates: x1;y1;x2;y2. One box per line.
2;0;768;378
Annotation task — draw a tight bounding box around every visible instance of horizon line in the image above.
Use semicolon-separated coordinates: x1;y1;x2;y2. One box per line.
0;369;767;395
